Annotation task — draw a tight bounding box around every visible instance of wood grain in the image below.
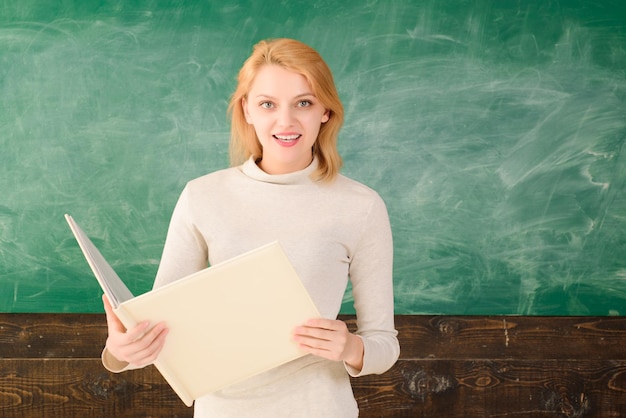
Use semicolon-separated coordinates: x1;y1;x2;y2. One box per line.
2;314;625;417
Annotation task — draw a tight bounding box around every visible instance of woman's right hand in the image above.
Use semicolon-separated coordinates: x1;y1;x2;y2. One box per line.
103;294;169;367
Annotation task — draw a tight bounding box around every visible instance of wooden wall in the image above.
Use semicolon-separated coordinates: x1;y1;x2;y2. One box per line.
1;314;626;417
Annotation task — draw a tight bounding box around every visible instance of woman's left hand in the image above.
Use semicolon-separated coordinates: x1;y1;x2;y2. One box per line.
293;318;364;372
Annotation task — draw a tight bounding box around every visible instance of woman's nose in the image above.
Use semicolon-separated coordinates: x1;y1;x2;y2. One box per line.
277;106;295;126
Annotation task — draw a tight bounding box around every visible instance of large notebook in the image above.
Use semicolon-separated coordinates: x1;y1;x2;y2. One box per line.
65;214;320;407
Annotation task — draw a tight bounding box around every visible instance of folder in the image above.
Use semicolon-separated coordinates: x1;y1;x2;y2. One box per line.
65;214;320;406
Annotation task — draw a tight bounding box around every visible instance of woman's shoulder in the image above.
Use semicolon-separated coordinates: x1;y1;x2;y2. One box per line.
329;174;386;207
334;173;381;197
186;165;242;189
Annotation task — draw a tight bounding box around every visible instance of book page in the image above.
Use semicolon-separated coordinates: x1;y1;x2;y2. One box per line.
65;214;134;307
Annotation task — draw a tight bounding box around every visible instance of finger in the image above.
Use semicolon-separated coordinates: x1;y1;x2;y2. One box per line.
303;317;339;330
297;319;348;339
304;318;348;331
124;325;169;365
295;336;343;362
140;322;168;345
102;294;127;334
296;336;331;353
123;321;152;342
294;326;343;351
294;326;332;342
126;322;168;355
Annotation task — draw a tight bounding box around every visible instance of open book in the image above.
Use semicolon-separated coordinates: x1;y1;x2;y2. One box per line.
65;214;320;407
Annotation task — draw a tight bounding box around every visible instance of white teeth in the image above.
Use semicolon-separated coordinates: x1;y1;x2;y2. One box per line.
274;134;300;141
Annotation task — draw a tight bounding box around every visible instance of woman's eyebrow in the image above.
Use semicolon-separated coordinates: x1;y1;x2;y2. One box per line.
294;92;316;98
252;92;316;100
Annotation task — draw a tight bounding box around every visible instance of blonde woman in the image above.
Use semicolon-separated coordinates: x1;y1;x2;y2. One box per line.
102;38;399;417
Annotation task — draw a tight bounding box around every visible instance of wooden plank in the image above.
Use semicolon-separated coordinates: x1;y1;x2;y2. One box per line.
2;358;626;417
4;314;626;360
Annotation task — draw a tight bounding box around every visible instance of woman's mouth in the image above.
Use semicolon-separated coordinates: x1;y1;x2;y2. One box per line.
273;134;301;144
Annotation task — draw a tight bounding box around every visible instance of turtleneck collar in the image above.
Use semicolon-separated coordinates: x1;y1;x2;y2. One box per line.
240;156;319;185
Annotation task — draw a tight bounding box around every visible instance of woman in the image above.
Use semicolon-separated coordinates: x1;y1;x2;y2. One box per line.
102;38;399;417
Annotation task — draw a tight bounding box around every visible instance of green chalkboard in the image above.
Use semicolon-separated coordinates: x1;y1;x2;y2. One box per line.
1;1;625;315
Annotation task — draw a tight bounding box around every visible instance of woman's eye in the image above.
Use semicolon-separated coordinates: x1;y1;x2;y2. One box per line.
260;101;274;109
297;100;312;107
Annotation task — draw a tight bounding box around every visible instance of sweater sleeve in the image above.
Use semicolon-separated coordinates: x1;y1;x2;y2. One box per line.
153;184;209;289
345;194;400;377
101;347;136;373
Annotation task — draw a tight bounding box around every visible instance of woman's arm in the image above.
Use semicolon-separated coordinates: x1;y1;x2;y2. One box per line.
294;192;399;376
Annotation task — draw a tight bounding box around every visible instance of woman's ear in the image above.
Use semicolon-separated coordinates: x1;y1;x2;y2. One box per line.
322;109;330;123
242;97;251;124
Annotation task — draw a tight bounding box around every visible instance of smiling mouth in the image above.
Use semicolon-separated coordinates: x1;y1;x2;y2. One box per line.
273;134;301;143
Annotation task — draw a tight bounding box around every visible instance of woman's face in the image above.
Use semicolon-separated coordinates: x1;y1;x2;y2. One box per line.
243;65;329;175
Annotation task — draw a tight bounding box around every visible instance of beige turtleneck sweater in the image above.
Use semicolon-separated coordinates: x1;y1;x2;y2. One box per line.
103;157;399;417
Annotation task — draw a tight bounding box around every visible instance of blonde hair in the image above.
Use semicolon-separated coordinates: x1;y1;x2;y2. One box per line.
227;38;344;182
